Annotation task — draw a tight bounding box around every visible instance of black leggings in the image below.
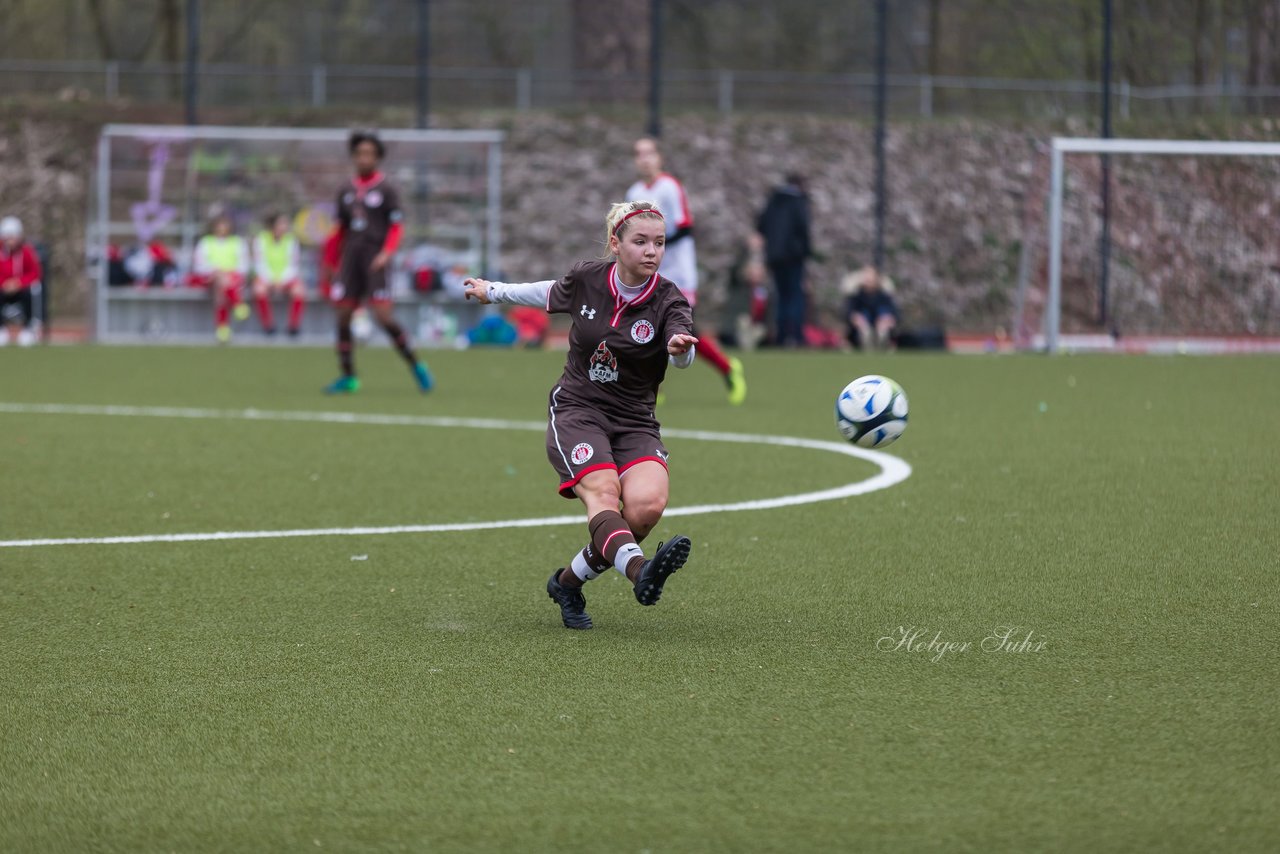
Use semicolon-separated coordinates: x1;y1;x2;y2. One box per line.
0;289;33;327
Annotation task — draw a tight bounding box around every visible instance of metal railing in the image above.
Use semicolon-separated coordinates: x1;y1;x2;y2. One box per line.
3;58;1276;119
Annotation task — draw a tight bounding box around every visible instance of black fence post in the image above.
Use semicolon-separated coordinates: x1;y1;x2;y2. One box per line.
36;242;50;342
648;0;664;137
184;0;199;125
416;0;431;129
873;0;888;270
1099;0;1114;327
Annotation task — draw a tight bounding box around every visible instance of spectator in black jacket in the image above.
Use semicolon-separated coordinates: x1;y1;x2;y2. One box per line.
756;174;812;347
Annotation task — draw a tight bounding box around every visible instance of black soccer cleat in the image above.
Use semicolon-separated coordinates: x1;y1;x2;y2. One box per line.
547;570;593;630
633;536;692;606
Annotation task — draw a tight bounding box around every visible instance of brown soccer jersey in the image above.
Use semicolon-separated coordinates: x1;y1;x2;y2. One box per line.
546;259;694;425
336;173;402;254
334;172;403;302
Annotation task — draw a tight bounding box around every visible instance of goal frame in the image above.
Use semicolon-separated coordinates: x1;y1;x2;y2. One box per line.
1046;137;1280;353
91;124;504;342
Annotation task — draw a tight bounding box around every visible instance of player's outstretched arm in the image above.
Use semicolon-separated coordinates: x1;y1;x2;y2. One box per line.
464;277;554;308
667;333;699;368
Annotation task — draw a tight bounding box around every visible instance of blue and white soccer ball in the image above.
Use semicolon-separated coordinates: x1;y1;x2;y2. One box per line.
835;375;909;449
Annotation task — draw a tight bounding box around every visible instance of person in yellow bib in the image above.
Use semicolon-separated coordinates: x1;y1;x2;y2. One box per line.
251;212;305;337
193;212;250;342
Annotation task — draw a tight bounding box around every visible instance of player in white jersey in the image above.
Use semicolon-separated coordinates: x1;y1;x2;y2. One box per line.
625;137;746;405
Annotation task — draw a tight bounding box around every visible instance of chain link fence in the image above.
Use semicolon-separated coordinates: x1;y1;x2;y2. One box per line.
6;58;1279;120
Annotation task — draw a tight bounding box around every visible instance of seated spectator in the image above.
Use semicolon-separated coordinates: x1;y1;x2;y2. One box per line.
0;216;41;347
844;265;899;351
121;240;179;288
193;212;250;343
251;212;305;337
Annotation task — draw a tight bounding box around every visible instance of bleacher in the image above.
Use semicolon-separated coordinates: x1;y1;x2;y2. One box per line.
99;283;485;346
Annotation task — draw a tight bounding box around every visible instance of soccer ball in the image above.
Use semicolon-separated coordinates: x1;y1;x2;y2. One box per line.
835;375;909;449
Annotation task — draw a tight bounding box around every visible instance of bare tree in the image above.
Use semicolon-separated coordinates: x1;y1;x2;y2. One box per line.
86;0;118;60
569;0;650;106
570;0;650;74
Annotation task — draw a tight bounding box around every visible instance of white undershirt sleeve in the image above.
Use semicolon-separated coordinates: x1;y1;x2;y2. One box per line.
487;280;554;308
669;345;696;369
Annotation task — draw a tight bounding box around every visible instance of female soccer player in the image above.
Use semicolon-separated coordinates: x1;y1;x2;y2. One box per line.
463;200;697;630
193;212;250;343
251;212;305;336
324;130;433;394
626;136;747;405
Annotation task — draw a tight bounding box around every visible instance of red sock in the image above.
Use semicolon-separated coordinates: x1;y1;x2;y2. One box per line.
288;297;304;330
215;303;229;326
698;336;732;376
256;296;274;329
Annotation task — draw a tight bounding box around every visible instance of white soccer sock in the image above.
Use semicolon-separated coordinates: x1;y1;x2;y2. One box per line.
569;549;603;582
613;543;644;576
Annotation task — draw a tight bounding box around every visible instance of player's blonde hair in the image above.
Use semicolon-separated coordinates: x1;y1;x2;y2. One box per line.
604;200;664;254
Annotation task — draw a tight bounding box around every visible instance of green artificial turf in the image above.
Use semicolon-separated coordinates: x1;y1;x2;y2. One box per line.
2;345;1277;852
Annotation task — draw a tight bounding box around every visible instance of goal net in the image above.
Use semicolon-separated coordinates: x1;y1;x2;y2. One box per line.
89;125;503;342
1031;138;1280;353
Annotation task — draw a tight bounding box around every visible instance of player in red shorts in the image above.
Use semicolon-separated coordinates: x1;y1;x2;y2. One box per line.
324;130;433;394
192;212;250;343
251;212;305;337
464;200;697;630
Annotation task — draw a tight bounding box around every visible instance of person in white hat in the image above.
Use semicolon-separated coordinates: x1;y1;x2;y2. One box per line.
0;216;41;346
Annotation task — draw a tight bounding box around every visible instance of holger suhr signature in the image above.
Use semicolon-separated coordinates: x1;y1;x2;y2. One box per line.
877;626;1048;663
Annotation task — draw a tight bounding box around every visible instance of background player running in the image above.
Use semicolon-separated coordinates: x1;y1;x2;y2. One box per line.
626;136;746;405
463;200;697;630
251;212;305;337
324;130;433;395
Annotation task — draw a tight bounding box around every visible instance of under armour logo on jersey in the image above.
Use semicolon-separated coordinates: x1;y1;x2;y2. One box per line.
580;305;596;319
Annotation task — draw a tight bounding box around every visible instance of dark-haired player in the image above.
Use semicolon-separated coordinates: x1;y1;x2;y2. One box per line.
463;200;697;630
324;130;433;394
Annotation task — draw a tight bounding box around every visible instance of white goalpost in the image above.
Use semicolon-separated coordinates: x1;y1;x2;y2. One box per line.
90;124;504;343
1045;137;1280;354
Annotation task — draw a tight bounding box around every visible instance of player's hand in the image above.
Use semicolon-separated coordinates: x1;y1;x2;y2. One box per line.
462;277;493;304
1;278;19;293
667;333;699;356
370;251;390;272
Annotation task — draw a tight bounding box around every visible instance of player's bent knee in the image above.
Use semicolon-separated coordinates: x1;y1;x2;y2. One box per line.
575;471;623;515
625;493;667;529
586;485;622;511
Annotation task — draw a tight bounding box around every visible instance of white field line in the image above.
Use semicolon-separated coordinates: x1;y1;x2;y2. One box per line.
0;402;911;548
